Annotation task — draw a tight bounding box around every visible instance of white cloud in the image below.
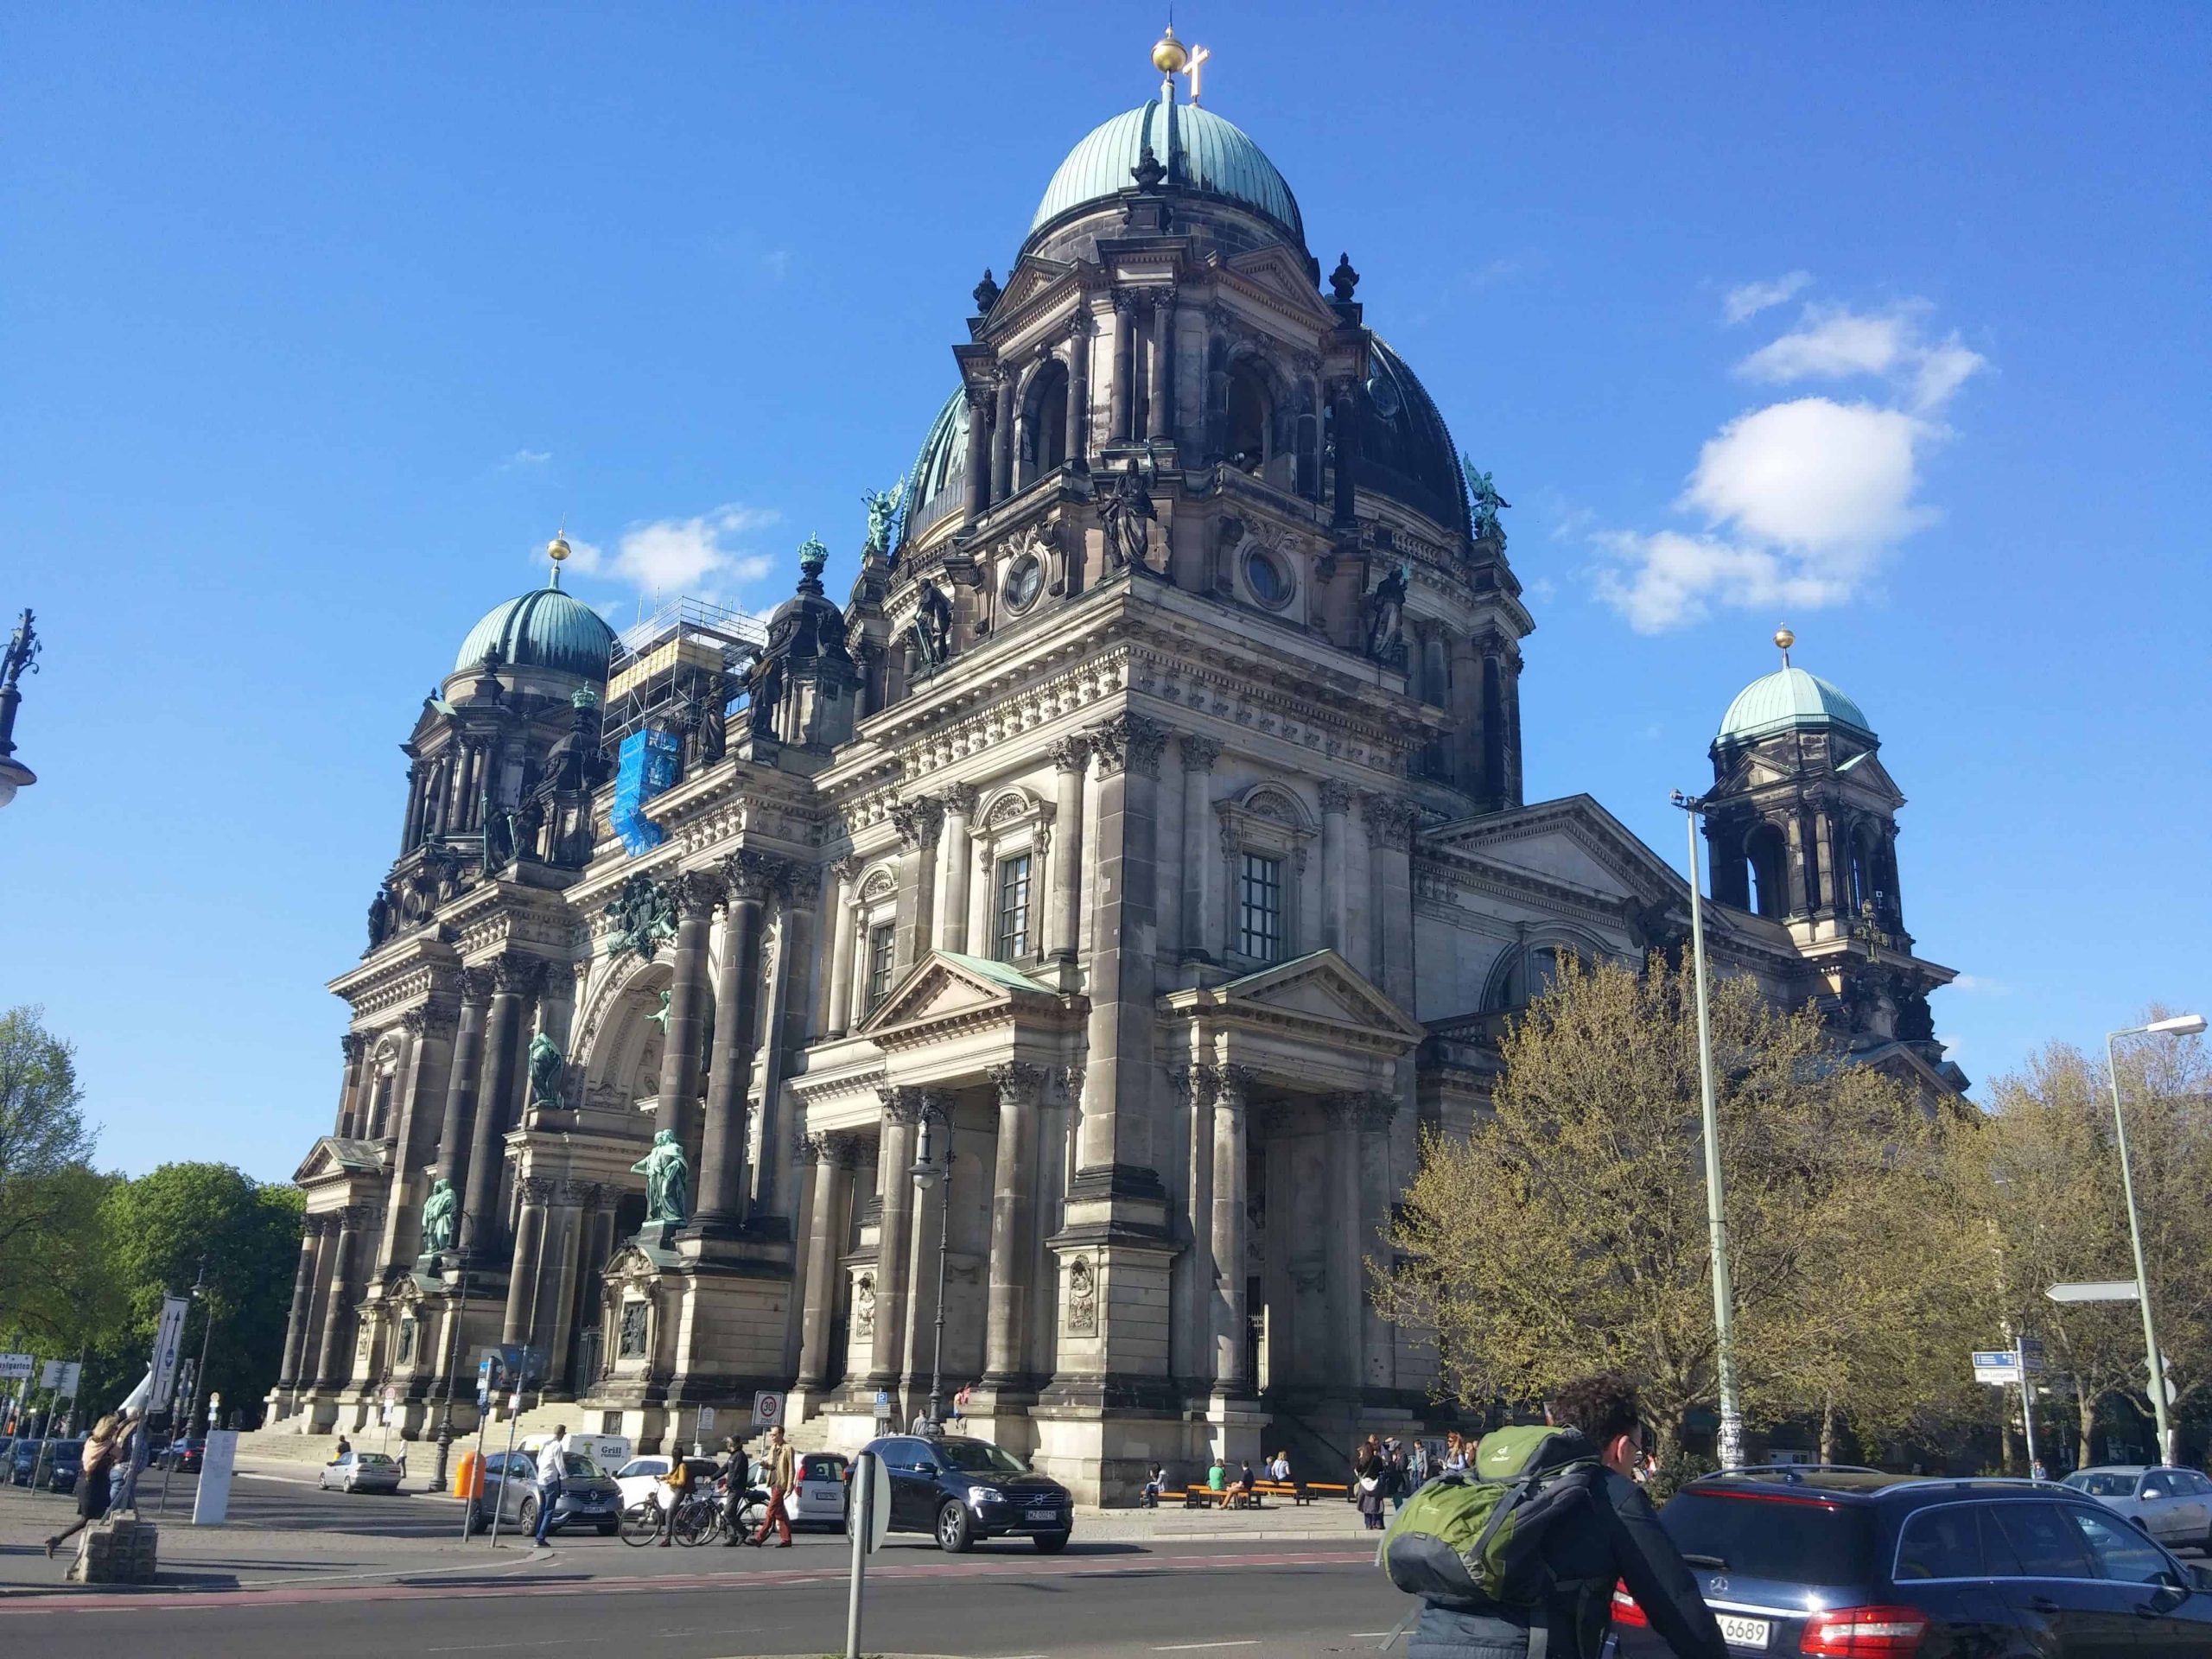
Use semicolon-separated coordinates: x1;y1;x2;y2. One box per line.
557;504;783;607
1948;974;2012;996
502;448;553;470
1592;291;1985;632
1723;270;1813;325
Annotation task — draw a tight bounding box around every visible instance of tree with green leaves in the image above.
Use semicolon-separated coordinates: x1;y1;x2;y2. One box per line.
1374;953;1970;1459
0;1006;99;1337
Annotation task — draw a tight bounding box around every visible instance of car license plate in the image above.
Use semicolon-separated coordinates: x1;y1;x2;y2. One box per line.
1716;1615;1770;1649
1026;1507;1058;1523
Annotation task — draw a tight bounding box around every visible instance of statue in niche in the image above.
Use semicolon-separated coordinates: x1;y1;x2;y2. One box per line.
525;1031;565;1109
1098;463;1157;575
747;653;784;738
910;582;953;671
853;1273;876;1339
419;1177;458;1255
632;1128;691;1225
365;886;391;950
1364;564;1408;663
646;988;672;1033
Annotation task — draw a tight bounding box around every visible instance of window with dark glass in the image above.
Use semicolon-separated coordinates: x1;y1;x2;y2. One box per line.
866;922;896;1009
1238;852;1283;962
995;853;1033;960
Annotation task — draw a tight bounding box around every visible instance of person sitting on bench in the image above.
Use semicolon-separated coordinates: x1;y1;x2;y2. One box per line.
1141;1465;1166;1509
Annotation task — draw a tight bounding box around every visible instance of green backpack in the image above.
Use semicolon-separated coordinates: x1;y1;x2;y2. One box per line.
1379;1427;1605;1617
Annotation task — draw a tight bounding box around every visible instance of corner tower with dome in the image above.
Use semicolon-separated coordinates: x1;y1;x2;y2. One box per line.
259;38;1963;1500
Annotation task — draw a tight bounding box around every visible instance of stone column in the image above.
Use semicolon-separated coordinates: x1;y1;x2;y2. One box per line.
1178;734;1222;961
1147;289;1176;442
1331;382;1359;527
433;969;493;1244
1448;632;1482;795
334;1033;367;1137
1324;1095;1364;1391
1502;648;1524;808
1361;792;1418;1007
963;386;990;528
1356;1092;1398;1395
982;1063;1044;1386
463;956;540;1256
866;1089;923;1389
891;797;944;976
1319;781;1352;953
654;872;720;1154
937;785;976;954
1111;294;1138;442
795;1134;856;1389
823;858;859;1039
692;853;775;1236
502;1176;551;1345
991;365;1017;503
1065;310;1091;470
375;1007;444;1270
276;1217;326;1391
900;1091;953;1392
398;762;423;855
1047;737;1090;960
759;868;819;1213
1076;712;1170;1174
314;1205;367;1389
1211;1065;1255;1395
1175;1067;1216;1385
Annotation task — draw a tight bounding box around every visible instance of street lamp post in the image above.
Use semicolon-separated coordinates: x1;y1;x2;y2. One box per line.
909;1117;955;1431
1671;791;1746;1471
433;1219;471;1495
0;607;40;809
2103;1013;2206;1465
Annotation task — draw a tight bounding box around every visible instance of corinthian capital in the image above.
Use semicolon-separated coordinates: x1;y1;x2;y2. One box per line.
721;849;784;902
671;868;723;920
987;1062;1046;1107
889;796;944;852
1046;734;1092;774
1178;734;1224;773
877;1084;925;1126
490;954;545;996
1089;712;1170;780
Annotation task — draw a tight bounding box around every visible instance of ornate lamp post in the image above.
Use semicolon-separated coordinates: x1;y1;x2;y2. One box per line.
0;608;41;808
432;1216;472;1494
909;1115;955;1431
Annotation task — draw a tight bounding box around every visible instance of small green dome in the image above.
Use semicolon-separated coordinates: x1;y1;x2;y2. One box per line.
1717;665;1875;745
453;582;617;680
1031;96;1304;244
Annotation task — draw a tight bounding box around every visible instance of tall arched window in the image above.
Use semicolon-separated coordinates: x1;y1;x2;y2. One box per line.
1745;823;1789;918
1022;362;1068;484
1847;824;1880;914
1226;362;1271;473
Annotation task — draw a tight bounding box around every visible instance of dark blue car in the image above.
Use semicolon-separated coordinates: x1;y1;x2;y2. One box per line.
1610;1468;2212;1656
860;1433;1073;1554
7;1438;41;1485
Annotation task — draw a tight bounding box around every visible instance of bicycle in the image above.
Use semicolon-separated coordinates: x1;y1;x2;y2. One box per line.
619;1497;669;1547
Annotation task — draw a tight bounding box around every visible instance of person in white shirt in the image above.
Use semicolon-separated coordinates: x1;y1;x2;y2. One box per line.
532;1426;570;1547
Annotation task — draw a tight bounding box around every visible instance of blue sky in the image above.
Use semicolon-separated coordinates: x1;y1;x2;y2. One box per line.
4;4;2206;1179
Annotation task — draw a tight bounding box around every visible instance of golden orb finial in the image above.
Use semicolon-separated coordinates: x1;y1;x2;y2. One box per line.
548;532;571;564
1774;625;1795;665
1152;24;1189;75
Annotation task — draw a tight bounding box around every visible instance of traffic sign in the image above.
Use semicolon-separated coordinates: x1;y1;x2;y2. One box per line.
2047;1281;2139;1304
752;1390;784;1428
1974;1356;2021;1385
0;1354;33;1382
696;1405;717;1437
852;1451;891;1553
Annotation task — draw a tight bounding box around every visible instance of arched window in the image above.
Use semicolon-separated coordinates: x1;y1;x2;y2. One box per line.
1493;945;1567;1009
1023;362;1068;484
1226;362;1271;473
1745;823;1789;918
1847;824;1880;914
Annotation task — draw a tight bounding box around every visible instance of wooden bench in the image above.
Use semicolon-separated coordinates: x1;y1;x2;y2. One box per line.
1302;1481;1351;1503
1255;1480;1299;1504
1183;1484;1266;1510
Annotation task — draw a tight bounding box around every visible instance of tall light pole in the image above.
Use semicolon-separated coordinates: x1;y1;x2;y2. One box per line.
2104;1012;2205;1465
0;607;39;809
909;1116;955;1432
1672;791;1745;1470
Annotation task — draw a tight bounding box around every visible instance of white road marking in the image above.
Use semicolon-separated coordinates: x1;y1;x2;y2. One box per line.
1153;1644;1262;1652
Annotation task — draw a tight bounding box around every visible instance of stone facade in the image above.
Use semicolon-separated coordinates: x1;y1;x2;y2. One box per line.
267;69;1964;1501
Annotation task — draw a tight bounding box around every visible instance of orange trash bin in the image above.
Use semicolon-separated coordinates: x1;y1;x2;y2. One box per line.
454;1449;484;1498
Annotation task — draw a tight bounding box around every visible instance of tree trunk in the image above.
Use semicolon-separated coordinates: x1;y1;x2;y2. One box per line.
2076;1383;2097;1470
1819;1395;1840;1465
1999;1412;2017;1478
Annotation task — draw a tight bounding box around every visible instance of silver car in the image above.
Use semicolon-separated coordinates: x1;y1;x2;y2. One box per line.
2063;1465;2212;1549
319;1449;404;1494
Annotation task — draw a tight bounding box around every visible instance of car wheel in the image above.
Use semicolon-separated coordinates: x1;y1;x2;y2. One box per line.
464;1503;484;1537
936;1499;974;1554
518;1497;539;1535
317;1472;327;1490
1033;1529;1071;1554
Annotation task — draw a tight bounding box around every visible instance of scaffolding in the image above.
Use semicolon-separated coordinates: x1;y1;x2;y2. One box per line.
602;597;766;855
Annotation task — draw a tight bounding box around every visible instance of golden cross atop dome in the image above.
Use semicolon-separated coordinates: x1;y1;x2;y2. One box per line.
1150;24;1211;103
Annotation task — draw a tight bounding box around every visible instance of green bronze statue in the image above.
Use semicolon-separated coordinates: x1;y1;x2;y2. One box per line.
861;479;904;557
632;1128;691;1225
420;1176;458;1255
525;1030;564;1109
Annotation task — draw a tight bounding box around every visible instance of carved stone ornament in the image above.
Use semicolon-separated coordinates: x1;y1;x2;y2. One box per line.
1318;779;1356;816
1066;1255;1098;1334
852;1272;876;1340
889;796;944;853
605;874;679;963
672;868;723;920
1179;733;1224;772
721;849;785;902
1088;712;1170;780
987;1061;1045;1106
877;1084;925;1126
1046;734;1092;774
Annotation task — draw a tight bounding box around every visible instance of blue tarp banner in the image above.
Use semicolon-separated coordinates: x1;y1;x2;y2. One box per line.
611;728;681;855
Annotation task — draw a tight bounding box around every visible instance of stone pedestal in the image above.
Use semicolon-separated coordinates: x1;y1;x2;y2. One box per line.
69;1516;158;1585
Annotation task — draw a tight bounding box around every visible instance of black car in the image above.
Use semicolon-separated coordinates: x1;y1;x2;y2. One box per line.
31;1438;84;1493
158;1438;205;1473
7;1438;41;1486
1610;1468;2212;1656
861;1433;1073;1553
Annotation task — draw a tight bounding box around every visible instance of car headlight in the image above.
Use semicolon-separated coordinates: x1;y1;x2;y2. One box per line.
969;1486;1004;1508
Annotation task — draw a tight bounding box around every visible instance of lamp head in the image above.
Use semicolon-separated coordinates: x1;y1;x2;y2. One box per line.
2145;1014;2208;1037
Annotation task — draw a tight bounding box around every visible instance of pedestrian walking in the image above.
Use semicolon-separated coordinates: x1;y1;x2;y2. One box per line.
532;1424;569;1547
1380;1371;1728;1659
747;1425;795;1548
1355;1434;1388;1530
46;1414;124;1560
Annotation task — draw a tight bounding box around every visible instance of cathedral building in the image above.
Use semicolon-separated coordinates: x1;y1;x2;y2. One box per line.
265;36;1964;1500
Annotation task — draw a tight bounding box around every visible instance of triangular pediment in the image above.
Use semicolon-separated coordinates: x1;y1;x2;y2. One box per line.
1166;949;1424;1046
991;254;1075;319
856;950;1067;1040
1834;749;1905;806
294;1135;383;1187
1423;794;1682;908
1224;246;1341;330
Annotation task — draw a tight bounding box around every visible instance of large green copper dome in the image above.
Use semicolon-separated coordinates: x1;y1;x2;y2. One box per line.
453;582;617;680
1031;95;1304;245
1717;665;1874;745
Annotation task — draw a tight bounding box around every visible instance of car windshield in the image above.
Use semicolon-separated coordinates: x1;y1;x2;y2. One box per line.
564;1454;601;1478
1660;1491;1878;1588
936;1440;1031;1475
357;1453;395;1467
2064;1472;2138;1498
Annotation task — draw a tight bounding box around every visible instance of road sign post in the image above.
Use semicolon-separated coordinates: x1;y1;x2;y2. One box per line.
2014;1335;2040;1475
844;1449;891;1659
752;1390;784;1430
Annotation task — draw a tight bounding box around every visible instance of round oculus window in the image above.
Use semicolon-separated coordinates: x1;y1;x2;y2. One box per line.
1243;547;1294;610
1365;365;1403;420
1002;553;1044;613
